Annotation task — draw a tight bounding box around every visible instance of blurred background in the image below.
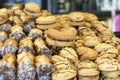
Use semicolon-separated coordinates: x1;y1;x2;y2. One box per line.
0;0;120;35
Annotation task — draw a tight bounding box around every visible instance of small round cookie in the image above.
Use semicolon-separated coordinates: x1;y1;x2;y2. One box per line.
24;3;41;18
84;12;98;22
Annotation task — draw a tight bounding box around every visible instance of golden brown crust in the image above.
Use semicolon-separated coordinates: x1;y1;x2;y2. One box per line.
36;16;56;24
11;25;23;34
0;41;3;47
77;47;99;61
34;38;47;52
17;52;34;64
41;10;52;16
35;55;51;67
3;53;16;66
29;28;43;35
0;31;8;36
19;37;33;48
4;38;18;47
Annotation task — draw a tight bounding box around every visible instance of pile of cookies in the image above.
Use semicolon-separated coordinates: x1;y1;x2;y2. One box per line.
0;2;120;80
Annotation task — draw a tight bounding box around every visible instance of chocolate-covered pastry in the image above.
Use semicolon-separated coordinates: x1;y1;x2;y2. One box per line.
17;52;36;80
3;39;18;55
0;53;16;80
10;25;26;42
23;21;36;33
34;38;52;57
35;55;54;80
0;31;8;42
0;8;9;25
28;28;43;41
0;24;12;33
18;37;35;55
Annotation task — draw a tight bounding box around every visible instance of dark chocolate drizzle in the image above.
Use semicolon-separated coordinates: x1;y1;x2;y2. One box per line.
36;64;54;80
38;48;52;58
17;61;36;80
10;32;26;42
23;22;36;34
18;46;35;55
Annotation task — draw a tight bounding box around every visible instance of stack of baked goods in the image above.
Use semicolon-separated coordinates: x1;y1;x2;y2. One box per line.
0;2;120;80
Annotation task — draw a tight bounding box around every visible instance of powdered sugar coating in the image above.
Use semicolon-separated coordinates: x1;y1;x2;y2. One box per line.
17;61;36;80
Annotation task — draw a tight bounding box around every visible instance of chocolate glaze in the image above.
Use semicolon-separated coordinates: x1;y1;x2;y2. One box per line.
23;22;36;34
17;61;36;80
0;62;16;80
36;64;54;80
0;24;12;33
10;32;26;42
0;35;8;42
28;33;43;41
18;46;35;55
3;45;18;54
38;48;52;58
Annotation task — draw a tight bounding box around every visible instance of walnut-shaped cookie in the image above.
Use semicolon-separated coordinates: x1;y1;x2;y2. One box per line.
18;37;35;55
10;25;26;42
34;38;52;57
17;52;36;80
35;55;54;80
0;53;16;80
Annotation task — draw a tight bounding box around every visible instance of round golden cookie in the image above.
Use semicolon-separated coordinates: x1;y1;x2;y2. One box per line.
24;3;40;13
69;21;85;26
36;22;59;30
17;51;34;64
68;12;84;21
41;10;52;16
19;37;33;48
83;12;98;22
78;69;99;76
45;27;77;41
59;47;78;63
46;36;74;47
77;47;99;61
78;75;99;80
76;60;98;69
35;55;51;68
36;16;56;24
4;38;18;47
83;36;101;48
24;3;41;18
95;43;119;55
52;69;77;80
